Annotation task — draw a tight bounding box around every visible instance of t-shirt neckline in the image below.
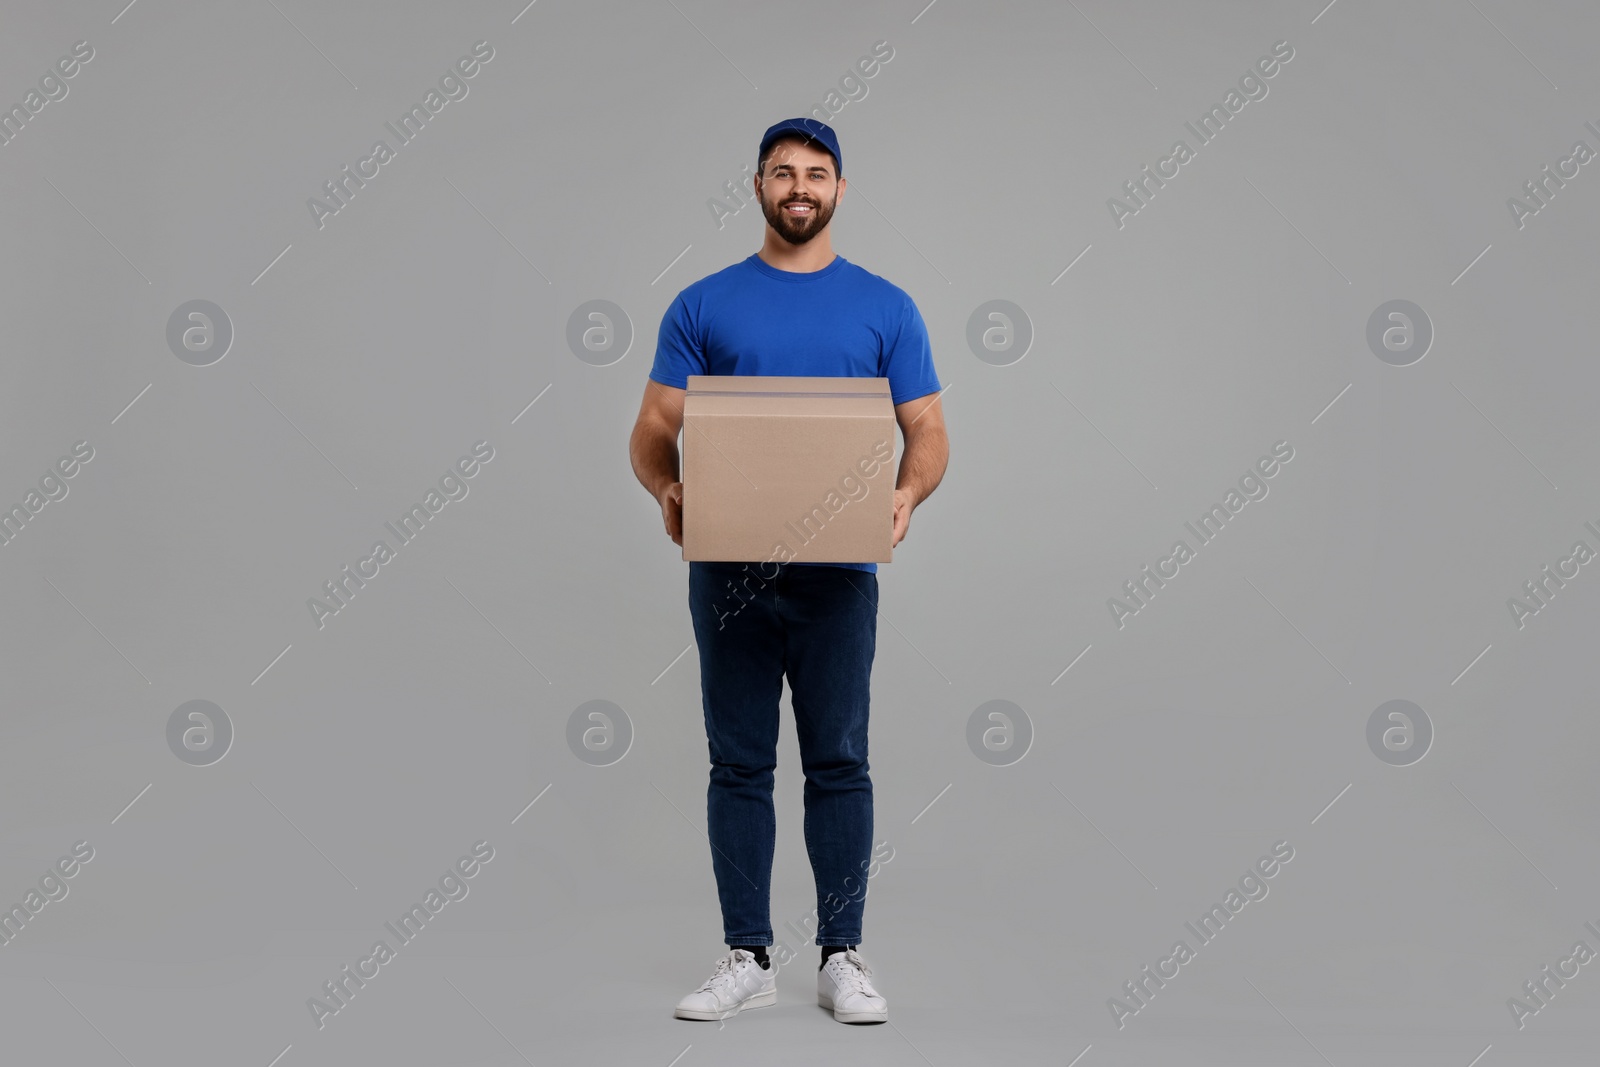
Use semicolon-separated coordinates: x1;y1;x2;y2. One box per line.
746;252;846;283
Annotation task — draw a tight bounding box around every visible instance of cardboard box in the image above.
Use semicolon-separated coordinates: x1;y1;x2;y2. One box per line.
682;375;897;563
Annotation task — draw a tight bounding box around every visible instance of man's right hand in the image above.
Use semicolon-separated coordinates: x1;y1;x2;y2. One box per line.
630;380;687;547
658;481;684;546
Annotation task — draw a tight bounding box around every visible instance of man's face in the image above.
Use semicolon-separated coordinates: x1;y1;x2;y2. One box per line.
756;138;841;245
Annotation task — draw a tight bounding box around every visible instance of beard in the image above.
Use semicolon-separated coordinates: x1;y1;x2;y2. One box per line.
760;189;836;245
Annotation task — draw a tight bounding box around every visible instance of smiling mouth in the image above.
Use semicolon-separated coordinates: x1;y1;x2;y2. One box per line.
784;202;816;216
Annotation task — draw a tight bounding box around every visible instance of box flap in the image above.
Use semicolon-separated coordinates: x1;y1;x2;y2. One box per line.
684;375;893;419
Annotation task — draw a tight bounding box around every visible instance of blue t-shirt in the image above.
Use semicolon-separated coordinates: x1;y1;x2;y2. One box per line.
649;253;941;574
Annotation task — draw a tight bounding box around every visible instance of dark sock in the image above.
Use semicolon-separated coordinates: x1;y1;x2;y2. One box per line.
819;943;856;971
730;944;770;970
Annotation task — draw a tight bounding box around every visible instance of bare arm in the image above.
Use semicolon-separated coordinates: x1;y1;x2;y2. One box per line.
890;389;949;547
629;380;687;545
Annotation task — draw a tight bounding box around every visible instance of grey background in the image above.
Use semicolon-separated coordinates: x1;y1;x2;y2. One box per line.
1;1;1597;1064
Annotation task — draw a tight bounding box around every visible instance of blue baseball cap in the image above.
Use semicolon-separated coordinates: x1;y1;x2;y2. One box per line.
758;118;842;178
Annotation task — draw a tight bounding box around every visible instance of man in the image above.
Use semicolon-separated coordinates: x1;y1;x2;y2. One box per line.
629;118;949;1025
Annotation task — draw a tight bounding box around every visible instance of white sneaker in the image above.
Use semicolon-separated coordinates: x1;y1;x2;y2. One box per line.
674;949;777;1021
817;948;888;1023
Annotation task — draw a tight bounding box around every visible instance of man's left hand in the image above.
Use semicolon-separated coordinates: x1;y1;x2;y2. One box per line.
892;488;915;548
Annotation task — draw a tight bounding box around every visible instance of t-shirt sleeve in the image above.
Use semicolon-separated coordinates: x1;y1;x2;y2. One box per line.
647;293;706;389
882;294;942;405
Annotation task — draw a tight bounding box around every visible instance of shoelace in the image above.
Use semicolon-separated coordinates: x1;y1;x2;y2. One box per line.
694;951;747;994
828;950;877;998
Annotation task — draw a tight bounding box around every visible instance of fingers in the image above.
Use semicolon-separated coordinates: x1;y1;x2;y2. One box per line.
664;483;684;546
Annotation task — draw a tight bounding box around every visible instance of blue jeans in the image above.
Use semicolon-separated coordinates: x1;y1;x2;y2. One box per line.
688;561;878;947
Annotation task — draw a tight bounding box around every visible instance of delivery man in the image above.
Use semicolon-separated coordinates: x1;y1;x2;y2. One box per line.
629;118;948;1024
